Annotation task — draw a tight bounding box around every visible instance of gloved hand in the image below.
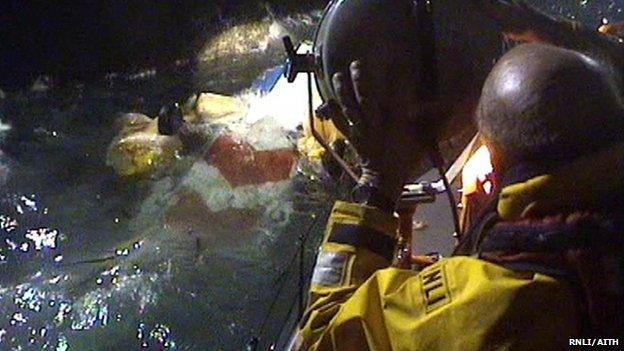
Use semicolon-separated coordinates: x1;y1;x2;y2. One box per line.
330;61;429;208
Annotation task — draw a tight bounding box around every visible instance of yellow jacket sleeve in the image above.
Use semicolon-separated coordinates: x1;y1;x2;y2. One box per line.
287;201;400;350
287;202;582;351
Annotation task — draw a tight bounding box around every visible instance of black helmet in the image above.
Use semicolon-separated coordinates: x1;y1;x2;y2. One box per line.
310;0;501;137
314;0;433;115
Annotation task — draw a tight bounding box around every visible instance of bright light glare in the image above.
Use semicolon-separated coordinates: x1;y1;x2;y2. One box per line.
461;145;494;195
242;43;321;131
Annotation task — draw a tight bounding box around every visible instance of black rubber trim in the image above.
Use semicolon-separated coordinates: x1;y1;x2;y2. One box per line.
329;224;397;262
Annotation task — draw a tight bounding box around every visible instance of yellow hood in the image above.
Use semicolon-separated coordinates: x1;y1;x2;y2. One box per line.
497;143;624;220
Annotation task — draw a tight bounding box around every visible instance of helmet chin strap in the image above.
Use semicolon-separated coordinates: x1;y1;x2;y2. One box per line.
283;35;360;182
306;72;360;182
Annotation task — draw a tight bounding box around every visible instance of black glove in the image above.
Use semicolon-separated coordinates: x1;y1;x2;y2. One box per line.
330;61;429;208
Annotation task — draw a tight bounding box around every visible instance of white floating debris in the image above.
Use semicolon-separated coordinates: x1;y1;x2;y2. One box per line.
5;238;17;250
0;215;18;232
54;302;72;325
55;335;69;351
133;241;143;250
25;228;58;250
115;248;129;256
14;286;45;312
20;196;37;211
10;312;28;326
102;265;120;277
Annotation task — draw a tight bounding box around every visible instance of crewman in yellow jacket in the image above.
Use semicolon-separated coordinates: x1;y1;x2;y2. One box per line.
288;43;624;350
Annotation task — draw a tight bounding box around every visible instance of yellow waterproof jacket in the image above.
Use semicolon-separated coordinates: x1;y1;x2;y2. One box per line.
288;202;581;351
289;143;623;351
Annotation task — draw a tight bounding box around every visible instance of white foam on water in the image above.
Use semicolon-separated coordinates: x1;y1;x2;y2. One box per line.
240;43;322;133
179;160;292;213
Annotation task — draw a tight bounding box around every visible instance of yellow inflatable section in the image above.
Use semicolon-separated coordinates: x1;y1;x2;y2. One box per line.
106;113;183;177
106;93;247;177
298;115;345;160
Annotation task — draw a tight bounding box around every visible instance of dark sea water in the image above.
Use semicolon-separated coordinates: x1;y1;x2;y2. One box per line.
0;11;337;349
0;74;339;350
0;1;622;350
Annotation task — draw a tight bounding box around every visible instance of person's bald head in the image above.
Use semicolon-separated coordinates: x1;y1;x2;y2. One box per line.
476;43;624;171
